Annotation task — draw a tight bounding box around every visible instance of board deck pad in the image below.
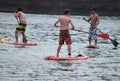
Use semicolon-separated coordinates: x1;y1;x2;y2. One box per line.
86;45;98;48
44;54;88;61
4;42;38;46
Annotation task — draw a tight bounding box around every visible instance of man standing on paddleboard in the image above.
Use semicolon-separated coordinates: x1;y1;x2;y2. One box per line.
83;8;100;47
54;9;75;57
14;8;27;43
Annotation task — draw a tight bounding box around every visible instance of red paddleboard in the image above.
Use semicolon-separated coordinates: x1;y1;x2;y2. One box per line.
4;42;37;46
44;55;88;61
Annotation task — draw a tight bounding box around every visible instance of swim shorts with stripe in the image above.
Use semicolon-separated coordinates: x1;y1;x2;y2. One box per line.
16;22;27;32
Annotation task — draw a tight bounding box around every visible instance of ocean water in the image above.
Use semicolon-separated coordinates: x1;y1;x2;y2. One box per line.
0;12;120;81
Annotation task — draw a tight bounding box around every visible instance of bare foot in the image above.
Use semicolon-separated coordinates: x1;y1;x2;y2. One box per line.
23;39;27;43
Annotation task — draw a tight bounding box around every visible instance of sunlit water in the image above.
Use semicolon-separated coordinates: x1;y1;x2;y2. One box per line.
0;12;120;81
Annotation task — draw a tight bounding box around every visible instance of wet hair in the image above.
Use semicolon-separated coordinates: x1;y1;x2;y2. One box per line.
17;8;23;12
90;7;97;12
64;9;71;15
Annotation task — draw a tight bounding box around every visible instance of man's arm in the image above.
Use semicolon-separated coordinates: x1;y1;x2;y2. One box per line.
14;12;19;18
83;17;91;22
69;19;75;30
14;12;20;23
54;18;60;27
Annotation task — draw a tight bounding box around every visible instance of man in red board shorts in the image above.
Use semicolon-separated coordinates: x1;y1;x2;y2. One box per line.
54;9;75;57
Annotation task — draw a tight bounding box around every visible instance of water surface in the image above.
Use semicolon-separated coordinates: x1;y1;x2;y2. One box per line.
0;13;120;81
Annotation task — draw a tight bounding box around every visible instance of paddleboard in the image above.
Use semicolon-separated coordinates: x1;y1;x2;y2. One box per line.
4;42;38;46
44;54;88;61
86;45;98;48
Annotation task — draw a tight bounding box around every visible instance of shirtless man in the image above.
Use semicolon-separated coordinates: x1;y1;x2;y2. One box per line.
54;9;75;57
83;8;100;46
14;8;27;43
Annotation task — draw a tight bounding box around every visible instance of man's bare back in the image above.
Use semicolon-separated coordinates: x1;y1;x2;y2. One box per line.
54;15;74;30
59;15;72;30
14;11;26;22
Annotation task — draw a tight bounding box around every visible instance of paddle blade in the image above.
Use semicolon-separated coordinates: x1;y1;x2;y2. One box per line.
110;39;119;47
97;34;109;40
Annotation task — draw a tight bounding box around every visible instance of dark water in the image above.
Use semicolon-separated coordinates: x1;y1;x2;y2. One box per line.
0;13;120;81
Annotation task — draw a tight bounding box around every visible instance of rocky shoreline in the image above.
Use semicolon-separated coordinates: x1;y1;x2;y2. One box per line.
0;0;120;16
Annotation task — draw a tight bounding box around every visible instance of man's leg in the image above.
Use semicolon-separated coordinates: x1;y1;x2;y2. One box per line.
68;45;71;56
57;45;62;57
22;32;27;43
15;31;18;43
89;38;91;45
93;28;97;46
89;27;93;46
95;39;97;46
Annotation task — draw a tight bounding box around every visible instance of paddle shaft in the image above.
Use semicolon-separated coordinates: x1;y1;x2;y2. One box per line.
74;29;89;34
57;26;104;36
16;17;19;24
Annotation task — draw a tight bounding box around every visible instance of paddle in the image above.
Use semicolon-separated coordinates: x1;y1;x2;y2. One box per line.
56;26;109;40
73;29;109;40
97;28;119;48
83;18;119;48
16;18;19;24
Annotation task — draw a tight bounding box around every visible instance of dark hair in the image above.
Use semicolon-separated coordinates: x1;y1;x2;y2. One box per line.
90;7;97;12
17;8;23;11
64;9;71;15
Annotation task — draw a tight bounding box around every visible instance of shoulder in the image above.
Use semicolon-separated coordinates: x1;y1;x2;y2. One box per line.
18;11;22;14
60;16;64;18
90;14;93;18
68;17;72;22
58;16;62;21
59;16;65;20
95;14;99;17
17;12;22;15
69;17;72;20
18;11;25;15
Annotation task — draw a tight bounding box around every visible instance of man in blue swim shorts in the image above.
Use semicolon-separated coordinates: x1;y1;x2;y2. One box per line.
83;8;100;46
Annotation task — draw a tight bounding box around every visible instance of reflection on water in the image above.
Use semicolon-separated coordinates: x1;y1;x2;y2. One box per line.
0;12;120;81
57;61;73;67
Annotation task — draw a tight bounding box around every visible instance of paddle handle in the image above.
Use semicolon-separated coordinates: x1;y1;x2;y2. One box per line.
73;29;89;34
83;18;90;23
16;18;19;24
